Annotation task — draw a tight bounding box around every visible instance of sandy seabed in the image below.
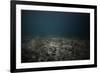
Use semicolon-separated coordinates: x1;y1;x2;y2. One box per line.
21;36;90;63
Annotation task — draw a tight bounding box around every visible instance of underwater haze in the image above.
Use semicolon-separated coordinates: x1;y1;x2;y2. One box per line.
21;10;90;39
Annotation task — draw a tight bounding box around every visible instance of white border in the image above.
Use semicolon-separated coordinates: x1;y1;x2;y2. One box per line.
16;4;95;69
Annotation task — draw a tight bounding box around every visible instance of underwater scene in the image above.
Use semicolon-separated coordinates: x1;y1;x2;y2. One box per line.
21;10;90;63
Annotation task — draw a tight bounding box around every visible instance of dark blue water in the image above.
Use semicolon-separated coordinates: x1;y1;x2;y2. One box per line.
21;10;90;40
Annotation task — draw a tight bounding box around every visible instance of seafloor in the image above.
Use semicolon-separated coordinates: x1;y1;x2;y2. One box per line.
21;36;90;63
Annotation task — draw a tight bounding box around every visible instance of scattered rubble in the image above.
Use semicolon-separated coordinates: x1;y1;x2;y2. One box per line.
21;36;90;63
